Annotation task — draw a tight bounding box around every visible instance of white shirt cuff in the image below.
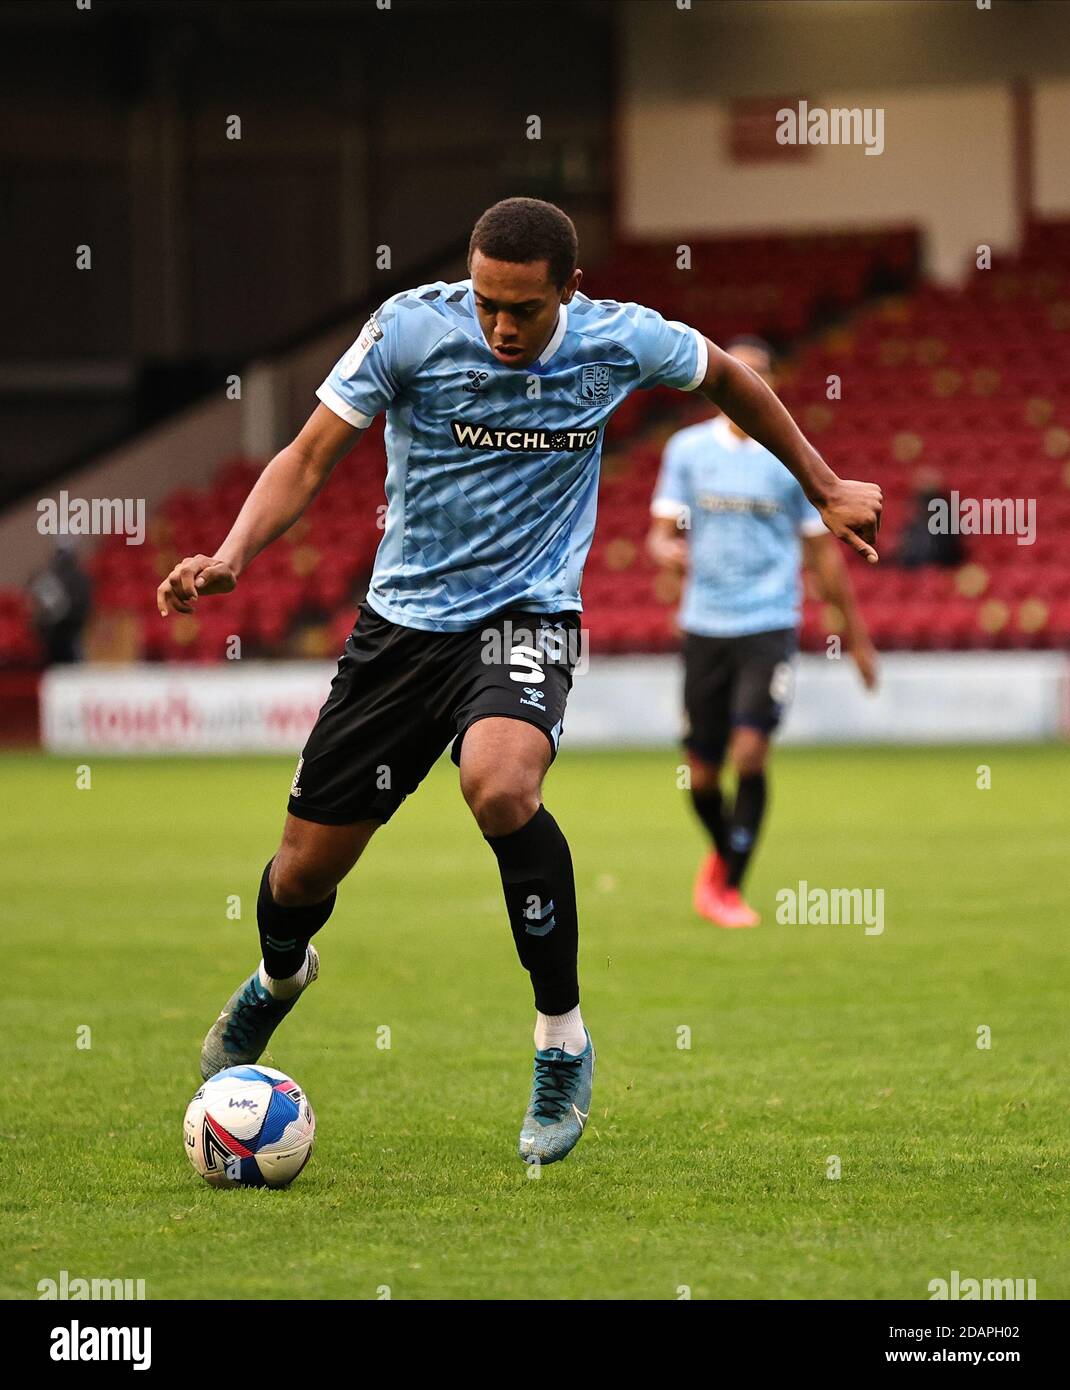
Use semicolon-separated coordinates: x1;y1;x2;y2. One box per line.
681;330;708;392
316;381;373;429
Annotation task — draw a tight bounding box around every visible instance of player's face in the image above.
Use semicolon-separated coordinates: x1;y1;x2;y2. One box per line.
470;249;581;369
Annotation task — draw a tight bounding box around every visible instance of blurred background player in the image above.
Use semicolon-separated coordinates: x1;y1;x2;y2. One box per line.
648;337;878;928
27;542;91;666
895;466;966;569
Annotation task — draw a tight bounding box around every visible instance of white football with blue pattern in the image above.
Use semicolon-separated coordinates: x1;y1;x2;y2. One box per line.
184;1065;315;1188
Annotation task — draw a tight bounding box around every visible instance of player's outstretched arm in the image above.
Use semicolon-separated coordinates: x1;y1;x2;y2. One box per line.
698;339;883;565
157;404;362;616
802;532;879;690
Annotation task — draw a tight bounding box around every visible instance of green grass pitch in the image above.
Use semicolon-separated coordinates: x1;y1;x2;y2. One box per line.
4;744;1068;1300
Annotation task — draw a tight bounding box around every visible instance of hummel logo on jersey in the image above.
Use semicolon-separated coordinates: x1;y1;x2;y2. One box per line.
450;420;598;453
462;370;489;393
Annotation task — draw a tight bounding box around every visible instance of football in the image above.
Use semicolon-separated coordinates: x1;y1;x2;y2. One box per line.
183;1066;315;1189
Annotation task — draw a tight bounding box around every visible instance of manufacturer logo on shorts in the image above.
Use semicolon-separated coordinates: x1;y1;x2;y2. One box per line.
577;363;611;404
290;758;304;798
520;685;546;710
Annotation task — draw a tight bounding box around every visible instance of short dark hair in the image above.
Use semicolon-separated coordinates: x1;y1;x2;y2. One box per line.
468;197;578;289
725;334;776;368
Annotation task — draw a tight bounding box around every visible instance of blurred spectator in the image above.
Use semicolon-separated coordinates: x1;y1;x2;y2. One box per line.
895;468;964;569
28;543;92;664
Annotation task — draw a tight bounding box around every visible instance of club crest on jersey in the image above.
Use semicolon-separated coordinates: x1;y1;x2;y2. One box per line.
578;363;611;404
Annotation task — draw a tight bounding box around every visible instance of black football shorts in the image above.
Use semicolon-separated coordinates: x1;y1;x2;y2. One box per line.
287;602;581;825
682;626;797;763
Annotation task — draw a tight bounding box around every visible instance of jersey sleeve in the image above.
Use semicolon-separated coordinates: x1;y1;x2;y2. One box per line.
793;482;827;537
650;434;693;521
629;306;708;392
316;298;410;427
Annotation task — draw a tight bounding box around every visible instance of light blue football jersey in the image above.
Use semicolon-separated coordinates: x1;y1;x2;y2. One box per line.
652;414;827;638
317;279;706;631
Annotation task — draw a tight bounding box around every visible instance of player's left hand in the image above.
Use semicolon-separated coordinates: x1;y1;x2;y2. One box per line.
852;640;879;692
820;480;883;564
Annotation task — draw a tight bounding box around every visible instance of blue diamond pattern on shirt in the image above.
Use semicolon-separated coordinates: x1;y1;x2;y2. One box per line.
318;279;703;631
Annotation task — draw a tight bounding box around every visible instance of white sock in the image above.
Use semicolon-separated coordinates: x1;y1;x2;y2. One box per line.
259;952;309;1001
535;1006;587;1055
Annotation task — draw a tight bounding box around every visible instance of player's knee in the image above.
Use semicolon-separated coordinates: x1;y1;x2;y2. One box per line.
269;853;338;907
463;772;541;838
730;729;768;778
689;755;721;795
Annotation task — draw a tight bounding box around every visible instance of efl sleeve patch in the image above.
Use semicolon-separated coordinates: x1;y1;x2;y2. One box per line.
339;315;384;377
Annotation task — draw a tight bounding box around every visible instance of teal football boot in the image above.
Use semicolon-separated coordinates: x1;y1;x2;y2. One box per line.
517;1028;595;1165
199;946;319;1080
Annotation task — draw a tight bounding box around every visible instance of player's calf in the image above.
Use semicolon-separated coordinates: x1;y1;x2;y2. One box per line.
198;817;374;1080
199;859;336;1080
461;717;592;1157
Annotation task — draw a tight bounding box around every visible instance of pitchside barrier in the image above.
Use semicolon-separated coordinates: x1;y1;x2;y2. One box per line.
39;653;1070;753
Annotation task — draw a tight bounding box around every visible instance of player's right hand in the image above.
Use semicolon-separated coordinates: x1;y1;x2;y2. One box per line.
648;535;690;576
157;555;237;616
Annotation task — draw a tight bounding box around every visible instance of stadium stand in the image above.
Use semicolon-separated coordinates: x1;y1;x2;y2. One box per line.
3;222;1068;667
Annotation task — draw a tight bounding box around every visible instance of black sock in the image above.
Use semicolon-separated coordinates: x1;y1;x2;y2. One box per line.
725;773;767;889
485;805;579;1016
257;859;336;979
691;785;730;857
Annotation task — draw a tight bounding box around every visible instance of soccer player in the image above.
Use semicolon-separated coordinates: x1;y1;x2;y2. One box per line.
157;200;881;1164
647;336;878;929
